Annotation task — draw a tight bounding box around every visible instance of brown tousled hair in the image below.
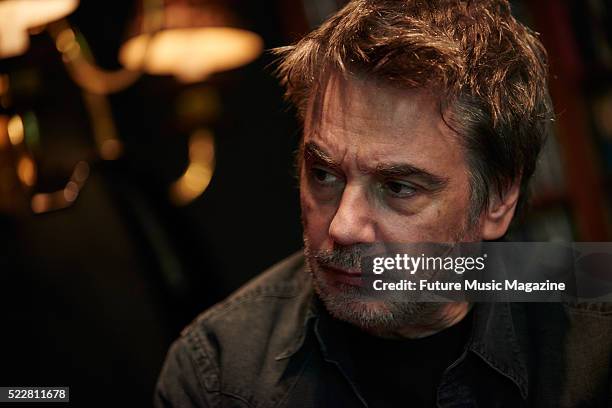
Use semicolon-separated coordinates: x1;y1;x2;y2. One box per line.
274;0;554;221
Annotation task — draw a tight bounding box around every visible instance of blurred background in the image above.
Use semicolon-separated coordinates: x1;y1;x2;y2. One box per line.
0;0;610;406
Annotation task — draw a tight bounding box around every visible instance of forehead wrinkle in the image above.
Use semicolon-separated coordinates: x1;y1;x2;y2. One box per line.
307;74;464;182
323;84;452;153
310;117;448;181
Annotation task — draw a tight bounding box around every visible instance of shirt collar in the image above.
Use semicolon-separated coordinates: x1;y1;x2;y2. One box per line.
468;301;529;399
305;297;529;399
275;257;529;400
273;278;318;361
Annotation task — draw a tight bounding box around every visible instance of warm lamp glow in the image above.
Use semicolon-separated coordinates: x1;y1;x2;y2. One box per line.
0;0;79;58
119;0;264;82
119;27;263;82
17;155;37;187
169;129;215;205
0;116;9;149
31;161;89;214
7;115;24;146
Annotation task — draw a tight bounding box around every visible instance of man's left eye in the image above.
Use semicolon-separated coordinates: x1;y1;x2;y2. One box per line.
383;180;417;198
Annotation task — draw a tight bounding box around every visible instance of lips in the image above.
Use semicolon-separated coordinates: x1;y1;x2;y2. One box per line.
319;264;363;286
321;263;361;275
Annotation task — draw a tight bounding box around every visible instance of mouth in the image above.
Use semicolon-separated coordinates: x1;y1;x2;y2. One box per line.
318;264;363;286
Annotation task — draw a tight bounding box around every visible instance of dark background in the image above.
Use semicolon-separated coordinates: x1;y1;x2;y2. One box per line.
0;0;611;406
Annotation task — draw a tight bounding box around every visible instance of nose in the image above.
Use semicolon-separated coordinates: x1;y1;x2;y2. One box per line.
328;184;376;246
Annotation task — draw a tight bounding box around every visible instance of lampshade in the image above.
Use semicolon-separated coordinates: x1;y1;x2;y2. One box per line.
0;0;79;58
118;0;263;82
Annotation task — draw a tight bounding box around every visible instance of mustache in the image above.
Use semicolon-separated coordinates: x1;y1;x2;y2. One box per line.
312;244;372;270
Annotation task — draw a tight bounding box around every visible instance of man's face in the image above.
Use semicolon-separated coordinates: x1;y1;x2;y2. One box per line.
300;75;481;332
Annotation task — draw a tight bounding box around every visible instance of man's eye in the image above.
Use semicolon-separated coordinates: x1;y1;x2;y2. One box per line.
383;180;417;198
310;167;340;186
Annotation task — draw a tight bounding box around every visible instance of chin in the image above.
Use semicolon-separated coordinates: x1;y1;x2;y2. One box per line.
330;300;397;331
312;271;416;331
321;294;391;329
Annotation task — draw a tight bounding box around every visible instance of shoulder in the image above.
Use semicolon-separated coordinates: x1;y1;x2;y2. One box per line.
517;301;612;344
515;302;612;405
184;251;313;353
557;301;612;349
190;251;309;323
520;301;612;329
155;251;315;407
183;251;314;358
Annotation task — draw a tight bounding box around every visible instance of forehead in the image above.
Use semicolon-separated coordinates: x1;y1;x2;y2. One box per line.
304;74;464;171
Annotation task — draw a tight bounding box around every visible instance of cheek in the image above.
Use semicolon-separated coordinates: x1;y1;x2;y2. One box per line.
300;182;336;246
377;189;472;242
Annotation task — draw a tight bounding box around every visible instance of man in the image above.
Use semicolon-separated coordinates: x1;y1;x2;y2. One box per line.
154;1;612;407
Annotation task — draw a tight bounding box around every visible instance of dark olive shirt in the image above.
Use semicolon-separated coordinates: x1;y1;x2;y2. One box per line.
154;252;612;407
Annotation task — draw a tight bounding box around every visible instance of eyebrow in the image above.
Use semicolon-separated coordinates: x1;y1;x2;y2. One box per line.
375;162;449;189
303;141;449;191
303;141;340;171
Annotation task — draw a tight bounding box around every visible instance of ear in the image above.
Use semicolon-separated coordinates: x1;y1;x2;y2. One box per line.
481;181;521;240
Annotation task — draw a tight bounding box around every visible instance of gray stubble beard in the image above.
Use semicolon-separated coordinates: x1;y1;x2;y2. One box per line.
302;220;478;337
303;239;446;336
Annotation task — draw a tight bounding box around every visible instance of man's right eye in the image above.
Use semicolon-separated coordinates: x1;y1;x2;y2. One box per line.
310;166;341;186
